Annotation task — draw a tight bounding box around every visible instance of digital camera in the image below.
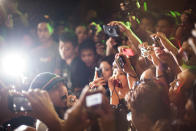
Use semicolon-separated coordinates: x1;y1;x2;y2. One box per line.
103;25;120;37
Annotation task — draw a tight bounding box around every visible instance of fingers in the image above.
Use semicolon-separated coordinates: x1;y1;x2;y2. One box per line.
108;21;127;32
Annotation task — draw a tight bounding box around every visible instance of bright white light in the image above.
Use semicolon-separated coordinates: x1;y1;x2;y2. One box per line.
2;53;26;77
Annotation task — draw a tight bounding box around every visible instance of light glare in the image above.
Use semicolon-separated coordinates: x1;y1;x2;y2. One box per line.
2;53;26;77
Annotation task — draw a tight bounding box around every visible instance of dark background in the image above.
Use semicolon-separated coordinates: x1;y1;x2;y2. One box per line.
18;0;196;24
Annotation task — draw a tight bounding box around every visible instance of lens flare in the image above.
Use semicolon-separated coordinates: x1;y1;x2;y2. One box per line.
1;53;26;77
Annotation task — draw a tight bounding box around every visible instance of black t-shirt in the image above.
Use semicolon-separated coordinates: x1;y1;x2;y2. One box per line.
56;57;91;93
31;42;59;75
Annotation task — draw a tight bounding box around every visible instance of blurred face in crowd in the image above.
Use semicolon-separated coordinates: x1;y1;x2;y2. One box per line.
59;41;75;60
156;20;172;37
139;18;154;33
75;26;87;44
56;25;65;36
99;61;112;81
48;82;68;108
80;49;96;68
169;69;196;106
5;0;18;12
37;22;52;43
179;41;196;66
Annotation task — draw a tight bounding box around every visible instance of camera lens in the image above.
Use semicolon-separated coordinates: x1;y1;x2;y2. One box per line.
108;28;113;33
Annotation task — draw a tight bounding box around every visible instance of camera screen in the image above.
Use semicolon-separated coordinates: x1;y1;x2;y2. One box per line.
86;93;102;107
13;96;32;112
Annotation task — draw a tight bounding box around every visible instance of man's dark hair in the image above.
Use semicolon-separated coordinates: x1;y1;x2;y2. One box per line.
59;32;78;47
78;39;97;55
128;80;170;123
157;15;176;27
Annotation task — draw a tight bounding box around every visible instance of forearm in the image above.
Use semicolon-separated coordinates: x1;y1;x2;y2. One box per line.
45;116;65;131
160;37;178;56
106;46;116;56
125;29;142;53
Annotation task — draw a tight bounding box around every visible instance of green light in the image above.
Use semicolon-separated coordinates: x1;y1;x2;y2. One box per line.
47;23;54;35
136;1;140;9
136;18;140;24
174;11;181;16
143;2;147;12
126;21;131;29
132;16;136;20
96;24;102;34
170;11;176;18
182;64;196;70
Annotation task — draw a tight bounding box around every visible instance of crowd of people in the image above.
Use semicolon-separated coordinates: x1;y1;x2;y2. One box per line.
0;0;196;131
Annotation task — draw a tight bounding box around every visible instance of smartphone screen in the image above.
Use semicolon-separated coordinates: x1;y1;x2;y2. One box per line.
10;96;32;112
86;93;102;107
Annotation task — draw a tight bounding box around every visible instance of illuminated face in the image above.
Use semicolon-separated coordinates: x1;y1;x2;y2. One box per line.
59;41;75;60
75;26;87;44
37;22;51;43
99;61;112;81
48;82;68;108
80;49;95;68
156;20;171;37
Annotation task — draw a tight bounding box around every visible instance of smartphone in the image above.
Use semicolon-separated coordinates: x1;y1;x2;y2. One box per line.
85;92;102;108
117;56;125;68
8;95;32;112
95;67;103;77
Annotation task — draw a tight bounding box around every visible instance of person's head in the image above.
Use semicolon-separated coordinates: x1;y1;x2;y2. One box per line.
156;15;176;37
126;80;170;131
98;56;114;81
139;14;156;33
37;21;53;43
140;67;156;81
30;72;68;108
112;66;129;89
179;41;196;66
59;32;77;60
169;69;196;103
79;40;97;68
75;25;88;44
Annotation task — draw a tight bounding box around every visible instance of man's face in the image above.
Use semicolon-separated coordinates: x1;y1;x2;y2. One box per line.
48;82;68;108
155;20;172;37
59;41;75;60
75;26;87;44
139;18;154;32
37;22;51;43
80;49;95;67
